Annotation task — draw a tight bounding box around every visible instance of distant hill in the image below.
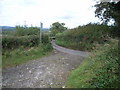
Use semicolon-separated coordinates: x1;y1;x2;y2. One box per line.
0;26;15;31
42;28;50;31
0;26;50;31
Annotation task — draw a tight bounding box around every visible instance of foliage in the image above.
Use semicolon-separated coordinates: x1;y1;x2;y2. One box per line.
2;30;16;36
66;39;119;88
42;34;49;44
94;1;120;37
50;22;67;36
16;26;40;36
2;25;53;68
2;25;51;50
2;35;39;50
94;1;120;25
56;24;110;51
2;43;53;68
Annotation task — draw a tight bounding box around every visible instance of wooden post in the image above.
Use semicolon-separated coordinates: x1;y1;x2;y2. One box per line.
40;22;43;43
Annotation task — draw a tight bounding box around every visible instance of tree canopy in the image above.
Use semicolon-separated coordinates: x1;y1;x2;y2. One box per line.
94;1;120;26
50;22;67;36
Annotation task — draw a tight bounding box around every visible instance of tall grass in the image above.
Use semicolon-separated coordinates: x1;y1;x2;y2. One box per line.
3;43;53;68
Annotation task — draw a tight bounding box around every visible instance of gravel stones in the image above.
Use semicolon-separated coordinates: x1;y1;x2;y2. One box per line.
2;49;86;88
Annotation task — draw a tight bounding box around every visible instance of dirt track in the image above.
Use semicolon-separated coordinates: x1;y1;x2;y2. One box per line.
2;41;89;88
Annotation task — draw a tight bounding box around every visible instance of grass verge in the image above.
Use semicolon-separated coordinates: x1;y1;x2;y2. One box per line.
2;43;53;68
66;39;119;88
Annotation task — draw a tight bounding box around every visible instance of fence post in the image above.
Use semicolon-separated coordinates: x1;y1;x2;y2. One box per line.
40;22;43;43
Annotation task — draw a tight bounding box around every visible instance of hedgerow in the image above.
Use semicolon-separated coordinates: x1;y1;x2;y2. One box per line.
56;24;111;51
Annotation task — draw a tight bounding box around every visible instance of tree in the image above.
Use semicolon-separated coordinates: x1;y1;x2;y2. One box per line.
94;1;120;26
50;22;67;36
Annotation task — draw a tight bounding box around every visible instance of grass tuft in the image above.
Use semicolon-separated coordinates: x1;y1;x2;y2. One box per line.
2;43;53;68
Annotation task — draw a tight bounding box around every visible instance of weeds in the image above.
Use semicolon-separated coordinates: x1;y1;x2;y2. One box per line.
66;39;119;88
2;43;53;68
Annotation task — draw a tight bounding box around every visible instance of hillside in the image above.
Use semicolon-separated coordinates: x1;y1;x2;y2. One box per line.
56;24;110;51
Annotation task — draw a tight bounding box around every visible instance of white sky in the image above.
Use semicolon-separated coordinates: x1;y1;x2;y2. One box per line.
0;0;100;28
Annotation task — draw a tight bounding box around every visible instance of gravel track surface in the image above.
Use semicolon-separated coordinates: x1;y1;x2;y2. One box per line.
2;41;89;88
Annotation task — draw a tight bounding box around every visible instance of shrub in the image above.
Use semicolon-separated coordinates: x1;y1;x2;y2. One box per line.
42;34;50;44
16;26;40;36
2;33;50;51
2;35;40;50
66;39;119;88
56;24;110;51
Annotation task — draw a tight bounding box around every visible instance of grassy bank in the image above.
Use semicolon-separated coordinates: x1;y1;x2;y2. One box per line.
66;39;119;88
55;24;119;88
2;43;53;68
56;24;110;51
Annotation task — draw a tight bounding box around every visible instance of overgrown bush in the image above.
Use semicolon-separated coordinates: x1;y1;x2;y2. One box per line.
2;25;51;50
2;34;51;50
16;26;40;36
66;39;119;88
42;34;50;44
56;24;110;51
2;35;40;50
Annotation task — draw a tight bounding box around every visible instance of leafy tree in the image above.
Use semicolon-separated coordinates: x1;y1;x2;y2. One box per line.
50;22;67;36
94;1;120;26
94;1;120;37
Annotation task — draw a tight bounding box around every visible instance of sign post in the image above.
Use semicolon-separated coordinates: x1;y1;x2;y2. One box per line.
40;22;43;43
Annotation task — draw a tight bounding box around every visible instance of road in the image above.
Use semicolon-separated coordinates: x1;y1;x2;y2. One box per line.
2;41;89;88
52;40;89;57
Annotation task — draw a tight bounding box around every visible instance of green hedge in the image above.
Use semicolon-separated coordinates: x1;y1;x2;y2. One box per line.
16;26;40;36
56;24;110;51
2;34;50;50
2;35;40;49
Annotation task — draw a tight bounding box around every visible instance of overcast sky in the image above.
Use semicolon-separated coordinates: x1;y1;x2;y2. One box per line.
0;0;100;28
